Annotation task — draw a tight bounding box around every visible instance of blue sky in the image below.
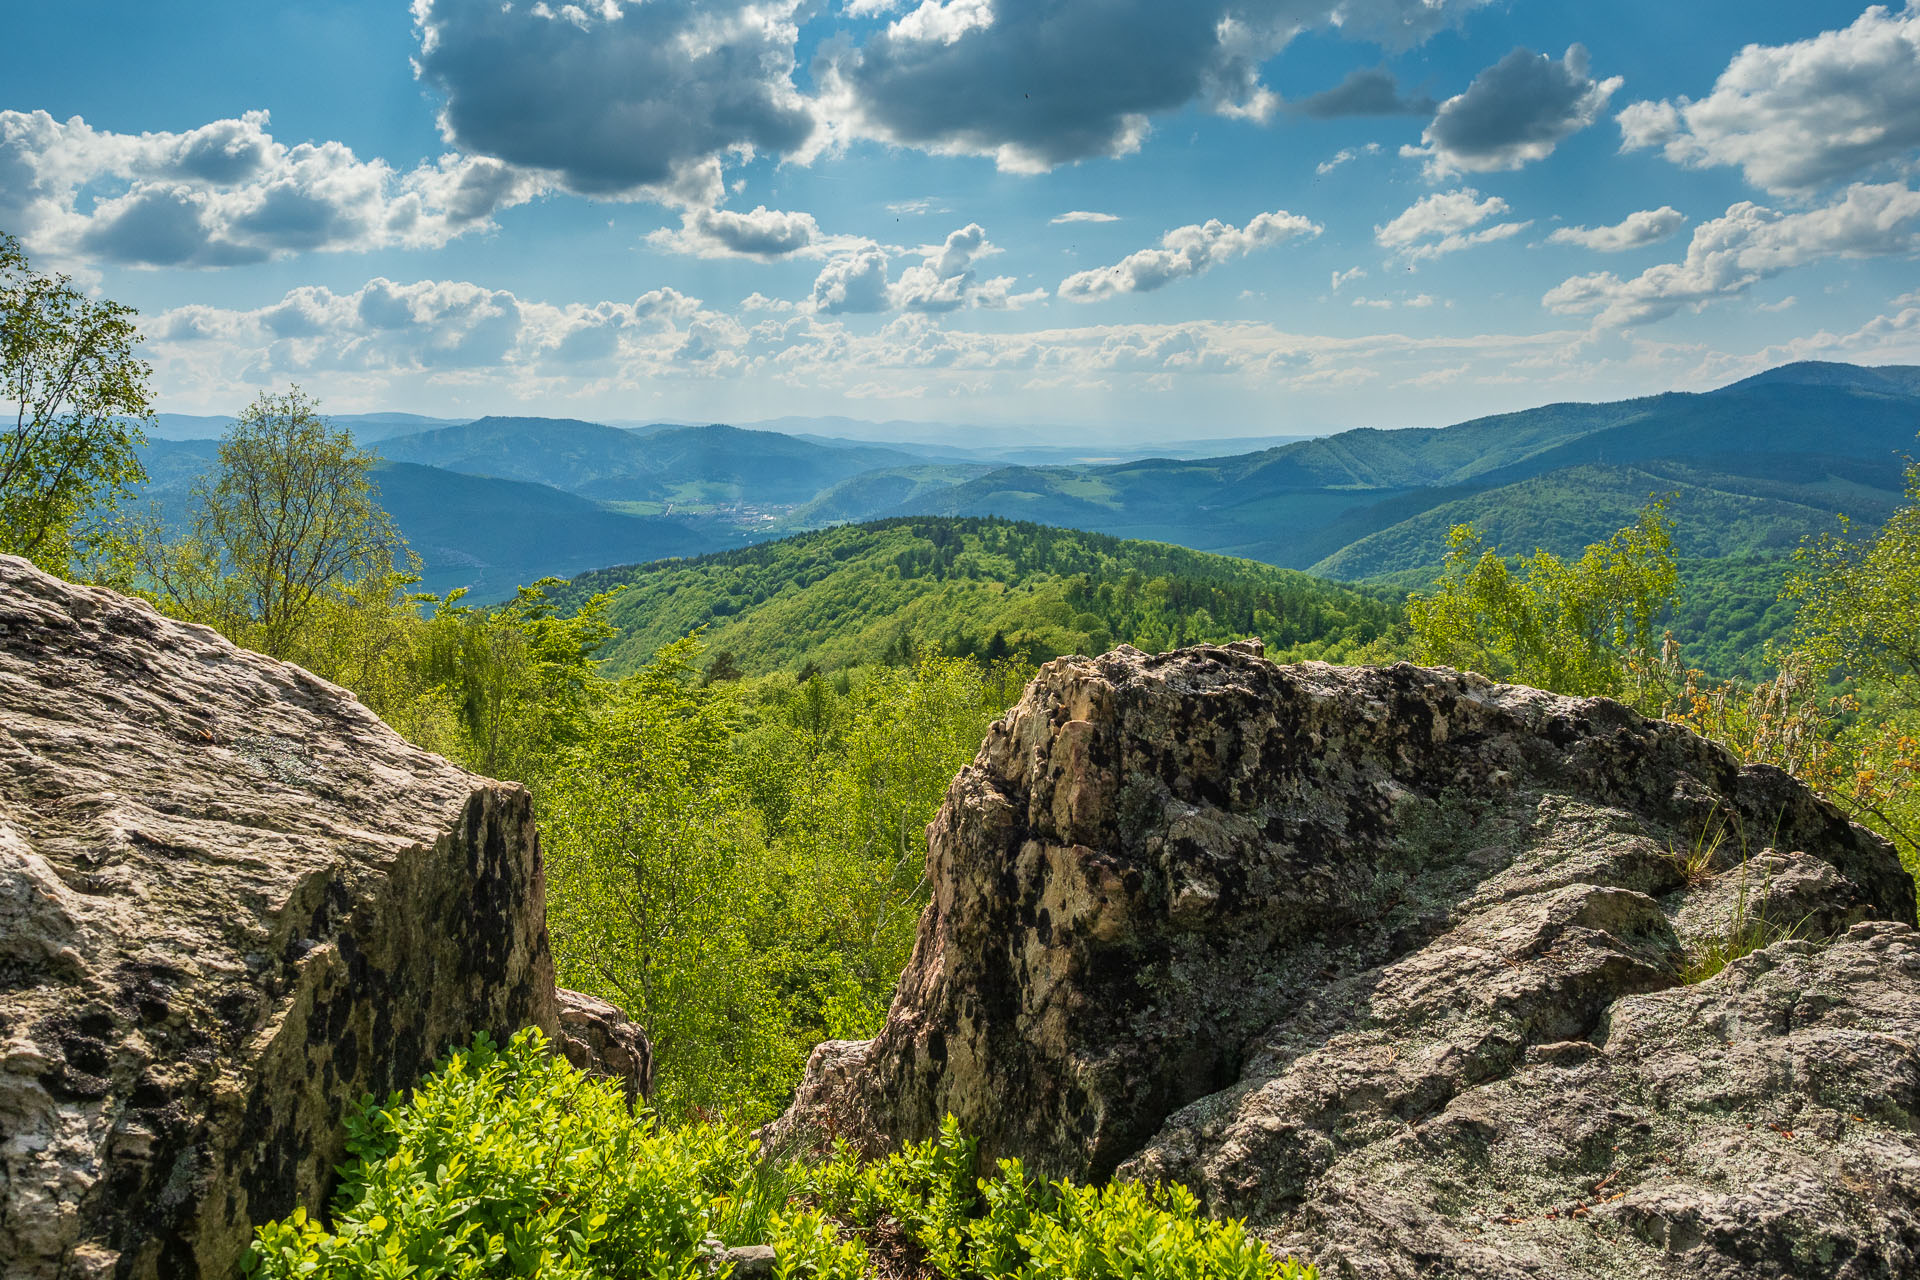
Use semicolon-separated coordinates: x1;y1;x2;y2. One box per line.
6;0;1919;436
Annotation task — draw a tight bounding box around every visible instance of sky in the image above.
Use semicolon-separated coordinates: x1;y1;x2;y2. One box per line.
6;0;1920;438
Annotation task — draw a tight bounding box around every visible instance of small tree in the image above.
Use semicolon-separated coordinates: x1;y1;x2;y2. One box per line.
148;387;404;658
420;579;619;782
1408;501;1679;704
0;232;153;576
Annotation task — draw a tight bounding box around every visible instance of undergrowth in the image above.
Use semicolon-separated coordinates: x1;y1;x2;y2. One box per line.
244;1029;1317;1280
1667;814;1810;985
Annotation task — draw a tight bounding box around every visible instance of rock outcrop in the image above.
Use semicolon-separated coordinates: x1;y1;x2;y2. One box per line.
556;988;653;1108
0;557;644;1279
770;644;1920;1278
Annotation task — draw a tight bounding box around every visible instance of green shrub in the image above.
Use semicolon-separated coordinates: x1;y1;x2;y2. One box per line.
242;1028;864;1280
246;1034;1319;1280
808;1116;1318;1280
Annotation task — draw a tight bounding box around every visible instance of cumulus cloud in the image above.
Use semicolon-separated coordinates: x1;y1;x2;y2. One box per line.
1331;266;1367;290
411;0;816;198
806;223;1042;314
817;0;1493;173
1058;209;1320;302
0;109;542;267
1376;188;1529;260
647;204;827;259
146;266;1640;417
1615;5;1920;193
1546;206;1687;252
1052;210;1120;224
1409;44;1621;176
1542;182;1920;327
1292;67;1435;117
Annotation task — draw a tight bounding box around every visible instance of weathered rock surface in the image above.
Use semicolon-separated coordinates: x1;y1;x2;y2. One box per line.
0;557;641;1278
556;987;653;1107
770;644;1920;1278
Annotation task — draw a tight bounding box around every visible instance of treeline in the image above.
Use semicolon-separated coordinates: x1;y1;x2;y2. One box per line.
558;516;1404;677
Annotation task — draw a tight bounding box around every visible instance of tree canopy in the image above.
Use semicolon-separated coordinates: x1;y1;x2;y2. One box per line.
0;232;153;577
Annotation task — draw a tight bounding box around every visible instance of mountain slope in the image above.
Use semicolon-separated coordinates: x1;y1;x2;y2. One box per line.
559;517;1401;677
882;380;1918;569
1312;454;1908;579
374;417;923;505
369;463;720;599
128;440;724;602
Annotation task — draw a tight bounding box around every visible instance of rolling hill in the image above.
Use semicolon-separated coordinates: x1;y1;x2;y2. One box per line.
555;517;1402;678
368;464;721;599
372;417;922;506
873;373;1919;570
126;439;729;602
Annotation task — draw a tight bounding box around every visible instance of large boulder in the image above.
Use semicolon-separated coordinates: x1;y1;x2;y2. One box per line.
0;557;641;1278
769;644;1920;1278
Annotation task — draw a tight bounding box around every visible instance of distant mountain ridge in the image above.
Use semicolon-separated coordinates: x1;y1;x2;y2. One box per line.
126;360;1919;609
866;369;1919;572
371;416;921;506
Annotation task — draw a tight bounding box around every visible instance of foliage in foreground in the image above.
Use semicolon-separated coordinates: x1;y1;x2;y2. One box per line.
245;1029;1316;1280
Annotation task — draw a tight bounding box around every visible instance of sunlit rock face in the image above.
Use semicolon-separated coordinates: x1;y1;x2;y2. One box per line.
771;642;1920;1278
0;555;596;1279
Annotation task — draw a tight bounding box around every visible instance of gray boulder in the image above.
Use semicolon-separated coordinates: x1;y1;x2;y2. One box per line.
769;644;1920;1278
0;556;644;1278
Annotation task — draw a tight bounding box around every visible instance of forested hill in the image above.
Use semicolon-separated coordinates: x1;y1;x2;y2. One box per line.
557;517;1401;677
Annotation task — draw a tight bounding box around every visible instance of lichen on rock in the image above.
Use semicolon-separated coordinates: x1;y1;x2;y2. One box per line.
0;556;643;1279
768;643;1920;1278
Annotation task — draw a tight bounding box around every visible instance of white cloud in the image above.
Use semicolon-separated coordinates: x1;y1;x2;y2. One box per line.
1331;266;1367;290
647;204;829;260
1052;210;1120;224
146;269;1597;414
1058;208;1320;302
1542;182;1920;328
0;109;543;268
805;223;1041;314
1375;188;1530;261
1547;206;1686;252
1616;5;1920;193
1409;44;1621;177
1315;142;1382;175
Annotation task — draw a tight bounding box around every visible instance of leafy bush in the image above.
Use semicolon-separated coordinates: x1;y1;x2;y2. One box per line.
246;1033;1318;1280
808;1116;1317;1280
243;1028;864;1280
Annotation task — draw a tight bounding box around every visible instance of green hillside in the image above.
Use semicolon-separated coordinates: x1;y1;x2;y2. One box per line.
558;517;1401;677
883;380;1918;568
1311;456;1905;579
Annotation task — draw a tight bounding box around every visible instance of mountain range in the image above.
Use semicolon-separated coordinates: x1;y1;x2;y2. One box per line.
128;360;1918;608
